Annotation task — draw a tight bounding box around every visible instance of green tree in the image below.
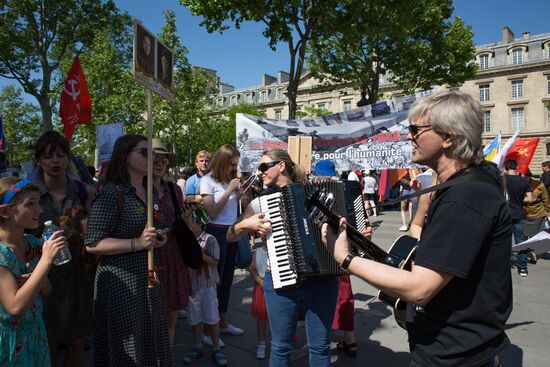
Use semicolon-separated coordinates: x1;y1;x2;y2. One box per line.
179;0;340;119
63;25;146;163
307;0;477;106
0;85;43;165
0;0;129;130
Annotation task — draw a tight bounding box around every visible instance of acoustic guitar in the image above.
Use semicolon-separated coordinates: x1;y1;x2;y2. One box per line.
305;189;417;329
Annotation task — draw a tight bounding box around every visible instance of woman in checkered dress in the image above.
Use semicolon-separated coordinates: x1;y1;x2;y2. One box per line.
84;135;173;367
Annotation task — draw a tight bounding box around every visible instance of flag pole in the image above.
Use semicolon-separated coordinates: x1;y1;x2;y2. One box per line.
146;90;155;288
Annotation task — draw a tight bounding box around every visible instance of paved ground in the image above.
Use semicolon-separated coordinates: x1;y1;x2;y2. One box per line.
77;208;549;366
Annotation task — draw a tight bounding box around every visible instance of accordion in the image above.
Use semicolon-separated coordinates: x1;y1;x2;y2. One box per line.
259;180;367;290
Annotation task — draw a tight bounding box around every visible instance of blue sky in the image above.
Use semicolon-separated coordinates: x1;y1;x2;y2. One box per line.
2;0;550;95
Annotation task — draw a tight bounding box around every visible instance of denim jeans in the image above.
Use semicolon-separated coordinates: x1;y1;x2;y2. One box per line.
263;272;338;367
512;219;528;271
205;224;237;313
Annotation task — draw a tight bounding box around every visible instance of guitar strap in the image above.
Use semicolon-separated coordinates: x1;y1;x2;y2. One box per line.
380;164;503;207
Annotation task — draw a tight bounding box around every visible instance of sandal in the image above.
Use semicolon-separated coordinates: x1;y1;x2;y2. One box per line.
212;349;228;366
182;347;203;365
336;341;358;357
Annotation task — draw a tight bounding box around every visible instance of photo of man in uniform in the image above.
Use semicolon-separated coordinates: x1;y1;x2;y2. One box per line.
157;43;172;90
135;23;154;78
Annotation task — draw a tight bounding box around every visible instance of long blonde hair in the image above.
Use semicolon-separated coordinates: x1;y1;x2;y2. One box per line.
262;149;305;183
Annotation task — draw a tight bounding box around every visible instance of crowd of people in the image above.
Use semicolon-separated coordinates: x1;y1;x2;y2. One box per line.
0;90;549;367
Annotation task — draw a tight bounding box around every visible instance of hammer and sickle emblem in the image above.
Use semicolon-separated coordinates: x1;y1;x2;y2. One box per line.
63;77;81;101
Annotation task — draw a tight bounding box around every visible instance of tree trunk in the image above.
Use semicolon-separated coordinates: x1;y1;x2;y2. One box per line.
37;95;53;131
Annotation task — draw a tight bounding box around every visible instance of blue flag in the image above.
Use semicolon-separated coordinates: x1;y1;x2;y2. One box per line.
0;113;5;151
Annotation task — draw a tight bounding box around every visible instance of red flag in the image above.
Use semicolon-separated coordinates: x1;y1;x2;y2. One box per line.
504;138;539;175
60;56;91;141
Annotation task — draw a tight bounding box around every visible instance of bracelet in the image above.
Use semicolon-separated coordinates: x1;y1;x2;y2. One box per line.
130;238;136;253
340;254;355;271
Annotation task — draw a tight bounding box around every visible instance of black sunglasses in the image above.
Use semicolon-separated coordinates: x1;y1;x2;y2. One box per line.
131;147;148;157
258;161;281;173
408;124;432;136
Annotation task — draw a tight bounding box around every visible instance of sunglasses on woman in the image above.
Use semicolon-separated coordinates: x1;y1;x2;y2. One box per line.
408;124;432;136
131;147;148;157
154;157;169;165
258;161;281;173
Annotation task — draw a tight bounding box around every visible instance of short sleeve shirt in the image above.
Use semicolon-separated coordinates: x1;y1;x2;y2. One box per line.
185;174;202;196
363;176;378;194
505;175;532;220
407;167;513;366
199;173;238;225
188;232;220;292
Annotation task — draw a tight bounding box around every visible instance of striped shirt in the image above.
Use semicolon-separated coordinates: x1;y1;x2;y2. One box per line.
189;231;220;293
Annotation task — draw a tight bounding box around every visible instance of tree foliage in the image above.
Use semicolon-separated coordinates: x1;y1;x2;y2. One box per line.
179;0;340;119
0;0;129;130
307;0;477;105
0;85;43;165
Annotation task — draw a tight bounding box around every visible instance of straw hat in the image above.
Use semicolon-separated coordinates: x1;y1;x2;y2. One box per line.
152;138;177;167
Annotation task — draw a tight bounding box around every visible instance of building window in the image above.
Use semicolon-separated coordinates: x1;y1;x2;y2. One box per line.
547;107;550;128
511;107;524;129
343;100;352;111
483;111;491;132
317;102;326;112
479;54;489;69
275;88;282;99
245;93;253;103
230;95;238;105
546;142;550;160
512;48;523;64
216;98;223;107
511;80;523;98
259;91;267;102
479;84;490;102
275;109;282;119
547;76;550;95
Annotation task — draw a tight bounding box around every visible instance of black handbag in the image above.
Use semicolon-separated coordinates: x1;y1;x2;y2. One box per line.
168;183;203;269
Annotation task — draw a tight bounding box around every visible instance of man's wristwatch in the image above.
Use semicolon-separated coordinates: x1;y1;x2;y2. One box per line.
340;254;355;271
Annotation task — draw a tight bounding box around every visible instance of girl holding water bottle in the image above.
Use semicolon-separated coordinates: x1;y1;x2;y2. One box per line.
0;177;67;366
32;131;94;366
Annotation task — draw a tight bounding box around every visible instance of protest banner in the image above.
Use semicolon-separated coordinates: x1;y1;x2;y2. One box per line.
236;90;435;173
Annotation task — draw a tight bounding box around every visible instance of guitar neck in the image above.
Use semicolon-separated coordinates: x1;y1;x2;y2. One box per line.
320;205;394;265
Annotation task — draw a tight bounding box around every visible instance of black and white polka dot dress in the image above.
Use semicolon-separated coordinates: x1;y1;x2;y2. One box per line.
84;183;173;367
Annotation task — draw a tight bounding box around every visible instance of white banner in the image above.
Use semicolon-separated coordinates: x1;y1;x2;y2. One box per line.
236;90;434;172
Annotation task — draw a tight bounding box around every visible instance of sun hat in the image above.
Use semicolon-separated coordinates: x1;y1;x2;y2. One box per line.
152;138;177;167
313;160;337;177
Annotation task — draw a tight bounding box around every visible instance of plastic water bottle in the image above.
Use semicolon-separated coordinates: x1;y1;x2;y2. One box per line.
42;220;71;266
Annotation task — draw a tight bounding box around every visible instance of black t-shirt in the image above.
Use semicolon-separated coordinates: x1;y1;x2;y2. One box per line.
407;166;513;366
541;171;550;191
505;175;532;220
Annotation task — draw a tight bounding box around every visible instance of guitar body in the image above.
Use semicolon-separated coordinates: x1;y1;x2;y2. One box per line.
374;235;417;329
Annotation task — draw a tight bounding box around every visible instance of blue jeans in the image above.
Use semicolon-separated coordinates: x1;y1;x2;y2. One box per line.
512;219;528;271
205;224;237;313
263;272;338;367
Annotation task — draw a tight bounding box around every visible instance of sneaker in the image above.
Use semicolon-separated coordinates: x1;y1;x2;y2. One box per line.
220;324;244;336
256;343;266;359
178;309;188;319
518;268;528;277
202;335;225;349
398;225;408;231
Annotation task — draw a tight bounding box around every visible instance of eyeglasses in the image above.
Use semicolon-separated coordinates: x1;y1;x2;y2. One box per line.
258;161;281;173
408;124;432;137
154;157;169;165
131;147;148;157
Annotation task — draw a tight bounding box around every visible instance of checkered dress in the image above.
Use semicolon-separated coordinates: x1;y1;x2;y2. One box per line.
84;183;173;367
